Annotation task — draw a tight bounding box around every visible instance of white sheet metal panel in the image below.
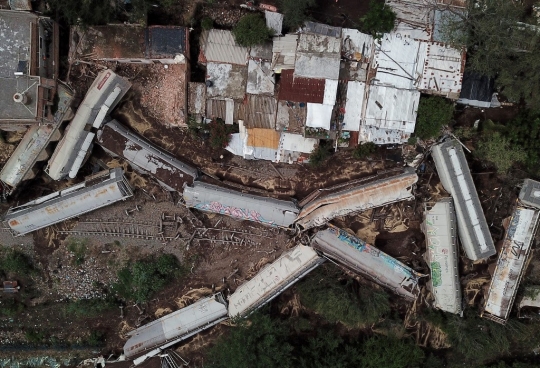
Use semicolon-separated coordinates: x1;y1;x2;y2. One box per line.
419;42;464;99
265;11;283;35
4;168;133;236
358;125;410;145
312;225;425;300
68;132;95;179
342;81;366;132
431;140;496;260
228;245;324;317
323;79;338;106
296;169;417;230
46;69;131;180
385;0;434;41
272;34;298;72
203;29;249;65
341;29;374;59
306;103;332;130
519;179;540;210
483;208;540;323
247;59;275;95
183;181;299;228
124;294;228;358
423;198;462;314
294;34;340;80
364;85;420;133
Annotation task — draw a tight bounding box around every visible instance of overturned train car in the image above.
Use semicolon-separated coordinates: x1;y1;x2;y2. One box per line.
183;181;300;228
311;225;425;301
97;120;198;191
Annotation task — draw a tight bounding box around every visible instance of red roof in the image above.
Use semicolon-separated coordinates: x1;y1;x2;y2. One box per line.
278;70;325;103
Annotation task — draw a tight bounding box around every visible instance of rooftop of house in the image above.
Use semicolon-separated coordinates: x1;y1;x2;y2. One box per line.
294;33;341;80
278;70;325;103
8;0;31;10
0;76;39;120
206;62;247;100
0;10;36;77
200;29;249;65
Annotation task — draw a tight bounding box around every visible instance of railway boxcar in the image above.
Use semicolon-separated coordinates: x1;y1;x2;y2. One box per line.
97;120;198;191
228;245;324;318
3;168;133;236
183;181;299;228
311;225;425;301
422;198;462;314
124;293;228;359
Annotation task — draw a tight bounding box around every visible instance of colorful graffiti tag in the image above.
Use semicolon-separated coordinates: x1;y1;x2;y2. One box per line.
194;202;275;226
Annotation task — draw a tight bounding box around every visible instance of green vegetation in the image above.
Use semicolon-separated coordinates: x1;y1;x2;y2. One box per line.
359;0;397;38
359;335;424;368
67;238;88;266
112;254;185;303
209;119;236;150
297;265;390;327
475;132;527;174
309;141;332;167
85;331;105;347
414;96;454;140
352;142;377;159
0;248;34;276
280;0;316;30
25;329;47;344
233;15;274;47
64;299;116;318
0;298;25;317
201;17;214;30
439;0;540;108
47;0;116;25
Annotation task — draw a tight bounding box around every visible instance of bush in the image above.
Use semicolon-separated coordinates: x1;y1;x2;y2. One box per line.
281;0;316;30
112;254;184;303
309;141;332;167
475;132;527;174
0;298;25;317
201;17;214;30
0;249;34;276
67;238;88;266
415;96;454;140
47;0;115;25
352;142;377;159
64;299;116;318
209;119;236;150
233;14;273;47
359;335;424;368
360;1;397;38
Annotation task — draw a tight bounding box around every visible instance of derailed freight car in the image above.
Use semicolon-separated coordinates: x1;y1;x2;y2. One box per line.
422;199;462;314
228;245;324;318
97;120;198;191
3;168;133;236
431;139;496;261
124;293;228;361
311;225;425;301
183;181;300;228
295;168;417;230
482;207;540;324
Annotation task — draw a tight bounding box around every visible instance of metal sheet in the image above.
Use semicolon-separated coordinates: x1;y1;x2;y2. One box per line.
483;208;540;323
423;198;462;314
312;225;425;300
294;34;340;80
247;59;275;95
519;179;540;210
342;81;366;132
183;181;299;228
244;95;278;129
296;169;417;230
228;245;324;317
124;294;228;358
4;168;133;236
202;29;249;65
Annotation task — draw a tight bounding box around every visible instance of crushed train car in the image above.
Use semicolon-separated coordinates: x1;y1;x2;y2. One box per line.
295;168;417;230
422;198;462;314
46;69;131;180
97;120;198;191
3;168;133;236
183;181;300;228
482;207;540;324
431;140;496;261
311;225;425;301
124;293;228;361
519;179;540;209
228;245;324;318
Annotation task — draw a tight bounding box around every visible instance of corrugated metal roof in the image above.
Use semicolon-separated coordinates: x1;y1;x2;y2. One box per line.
483;208;539;323
4;168;133;236
301;21;342;38
519;179;540;209
202;29;249;65
247;128;280;149
385;0;434;41
359;125;411;145
265;11;283;35
97;120;198;191
423;198;462;314
272;34;298;72
8;0;31;11
306;103;332;130
124;294;227;358
206;62;247;100
278;70;325;103
183;181;299;228
323;79;338;105
294;34;341;80
296;168;417;229
342;81;366;132
247;59;275;95
364;85;419;133
342;28;374;61
312;225;425;301
244;94;278;129
206;98;244;123
228;245;324;317
419;42;463;99
431;140;496;261
250;42;273;60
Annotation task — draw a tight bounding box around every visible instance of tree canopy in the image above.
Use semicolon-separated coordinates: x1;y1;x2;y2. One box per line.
414;96;454;140
280;0;316;30
359;0;397;38
233;14;274;47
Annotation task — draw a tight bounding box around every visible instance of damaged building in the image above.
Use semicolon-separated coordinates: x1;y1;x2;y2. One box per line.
311;225;425;300
423;198;462;314
3;168;133;236
431;140;496;260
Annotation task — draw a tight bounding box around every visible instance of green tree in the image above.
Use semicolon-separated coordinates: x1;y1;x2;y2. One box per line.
201;17;214;30
207;313;294;368
232;15;274;47
308;141;332;167
414;96;454;140
360;0;397;38
47;0;115;25
352;142;377;160
280;0;316;30
209;119;236;150
295;328;363;367
475;132;527;174
359;335;425;368
0;249;34;275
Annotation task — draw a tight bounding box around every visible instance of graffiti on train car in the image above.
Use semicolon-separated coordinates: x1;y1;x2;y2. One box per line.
194;202;275;226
